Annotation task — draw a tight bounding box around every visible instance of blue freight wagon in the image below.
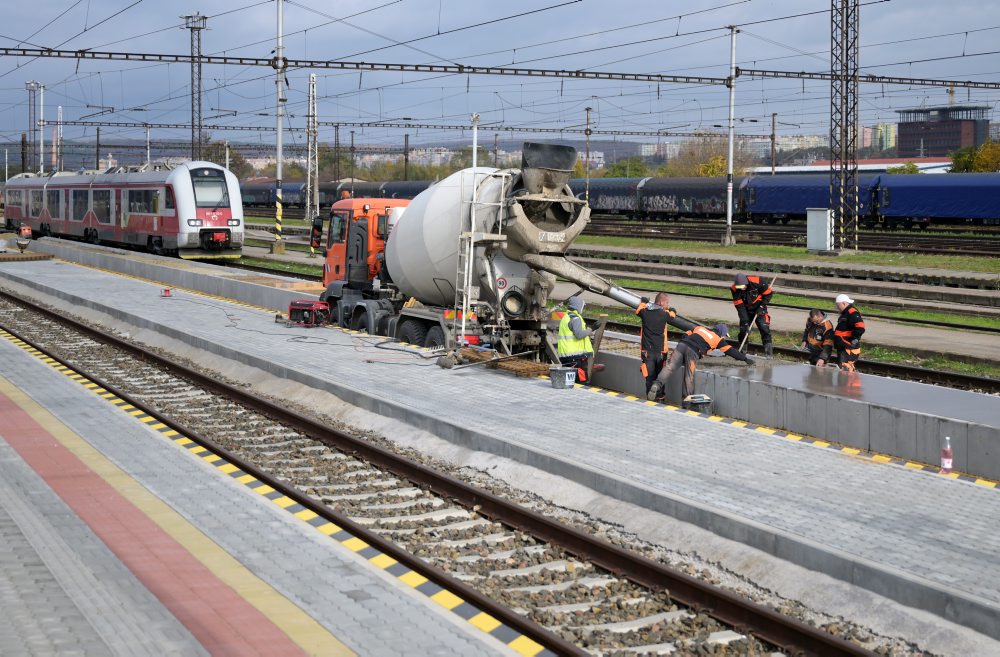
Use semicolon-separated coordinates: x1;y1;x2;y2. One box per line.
875;173;1000;227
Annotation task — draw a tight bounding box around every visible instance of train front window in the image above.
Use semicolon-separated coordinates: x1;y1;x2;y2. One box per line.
191;168;230;209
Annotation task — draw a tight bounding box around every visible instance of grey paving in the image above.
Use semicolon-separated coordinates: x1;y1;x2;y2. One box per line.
0;439;206;657
3;260;1000;641
0;334;511;657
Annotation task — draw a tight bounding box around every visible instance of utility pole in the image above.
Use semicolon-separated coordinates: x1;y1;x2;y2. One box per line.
224;141;230;170
20;133;27;174
38;83;44;174
404;133;410;180
271;0;286;254
146;125;151;167
95;126;101;170
722;26;739;246
333;124;341;182
305;73;317;222
830;0;860;251
770;112;777;175
25;82;37;172
57;105;63;170
585;106;592;204
183;13;207;160
493;133;499;167
349;130;355;197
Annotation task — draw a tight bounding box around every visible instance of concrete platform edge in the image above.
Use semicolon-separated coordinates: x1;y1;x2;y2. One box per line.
3;272;999;641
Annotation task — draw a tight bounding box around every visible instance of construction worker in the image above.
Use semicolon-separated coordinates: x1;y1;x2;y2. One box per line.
833;294;865;372
731;273;774;356
800;309;834;366
636;292;677;393
647;323;754;404
557;296;596;384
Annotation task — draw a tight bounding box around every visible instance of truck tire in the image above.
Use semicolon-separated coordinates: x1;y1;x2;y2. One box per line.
399;320;427;346
424;326;445;348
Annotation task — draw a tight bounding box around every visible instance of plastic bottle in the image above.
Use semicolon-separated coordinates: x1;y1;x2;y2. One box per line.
940;436;953;474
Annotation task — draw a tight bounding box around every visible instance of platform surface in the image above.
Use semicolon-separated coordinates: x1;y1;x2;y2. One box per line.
0;326;513;657
2;258;1000;641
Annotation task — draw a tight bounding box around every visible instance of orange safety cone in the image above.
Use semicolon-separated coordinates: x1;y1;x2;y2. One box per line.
161;287;173;298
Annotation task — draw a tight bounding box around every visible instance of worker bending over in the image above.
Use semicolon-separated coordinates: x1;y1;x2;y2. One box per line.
636;292;677;394
557;296;596;384
800;309;834;366
731;274;774;356
833;294;865;372
647;323;754;405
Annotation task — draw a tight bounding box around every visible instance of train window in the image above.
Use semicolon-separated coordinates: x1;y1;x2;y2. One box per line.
93;190;111;224
7;189;22;209
46;190;60;218
165;187;175;210
190;167;230;209
328;210;349;246
128;189;157;214
71;190;88;221
29;190;43;217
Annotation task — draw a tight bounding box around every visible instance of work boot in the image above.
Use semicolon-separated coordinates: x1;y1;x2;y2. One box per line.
646;382;661;402
764;342;773;357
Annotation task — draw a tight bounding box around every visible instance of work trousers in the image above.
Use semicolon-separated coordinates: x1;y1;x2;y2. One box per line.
640;350;667;393
738;309;772;347
836;346;861;372
654;342;698;406
806;346;828;366
559;353;591;384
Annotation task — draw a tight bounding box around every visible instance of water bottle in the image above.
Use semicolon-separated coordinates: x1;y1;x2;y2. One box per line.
940;436;953;474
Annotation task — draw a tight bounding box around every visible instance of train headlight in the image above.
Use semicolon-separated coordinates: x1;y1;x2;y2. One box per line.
187;219;203;226
501;290;526;317
227;219;240;226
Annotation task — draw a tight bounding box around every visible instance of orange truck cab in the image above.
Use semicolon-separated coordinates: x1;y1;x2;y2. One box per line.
319;198;410;331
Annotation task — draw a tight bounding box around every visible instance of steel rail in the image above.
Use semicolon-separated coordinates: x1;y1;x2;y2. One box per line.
0;291;583;657
0;289;871;656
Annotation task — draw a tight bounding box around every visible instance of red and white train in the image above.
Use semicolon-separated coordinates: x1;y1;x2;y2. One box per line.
3;161;243;259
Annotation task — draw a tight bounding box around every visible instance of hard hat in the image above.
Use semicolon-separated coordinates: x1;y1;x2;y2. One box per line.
835;294;854;305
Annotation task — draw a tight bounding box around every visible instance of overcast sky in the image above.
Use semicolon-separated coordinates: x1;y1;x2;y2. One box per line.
1;0;998;148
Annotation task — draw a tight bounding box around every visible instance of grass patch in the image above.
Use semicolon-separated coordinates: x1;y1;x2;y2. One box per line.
604;276;1000;330
245;216;309;227
584;301;1000;379
238;256;323;277
244;238;314;253
575;235;1000;275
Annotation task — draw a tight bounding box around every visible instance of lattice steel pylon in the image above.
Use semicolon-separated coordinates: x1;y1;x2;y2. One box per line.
304;74;318;222
24;81;38;172
182;14;207;160
830;0;860;251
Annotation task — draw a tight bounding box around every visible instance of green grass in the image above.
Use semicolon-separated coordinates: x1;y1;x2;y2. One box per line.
583;301;1000;378
244;238;314;253
604;276;1000;331
244;216;309;227
575;235;1000;275
238;256;323;277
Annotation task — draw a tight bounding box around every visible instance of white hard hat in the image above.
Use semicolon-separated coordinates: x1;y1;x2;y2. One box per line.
835;294;854;305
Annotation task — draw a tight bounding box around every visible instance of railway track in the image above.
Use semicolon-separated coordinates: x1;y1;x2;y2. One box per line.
0;288;882;656
584;221;1000;257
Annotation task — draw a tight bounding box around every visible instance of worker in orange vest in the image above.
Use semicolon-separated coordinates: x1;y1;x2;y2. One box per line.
647;323;754;404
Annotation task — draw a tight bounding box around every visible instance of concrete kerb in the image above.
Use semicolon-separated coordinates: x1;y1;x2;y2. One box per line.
3;273;999;641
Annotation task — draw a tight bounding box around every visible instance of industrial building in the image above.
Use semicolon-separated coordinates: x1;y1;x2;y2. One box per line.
895;105;990;157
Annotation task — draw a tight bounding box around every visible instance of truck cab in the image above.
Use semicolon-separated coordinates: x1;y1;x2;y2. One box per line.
320;197;410;332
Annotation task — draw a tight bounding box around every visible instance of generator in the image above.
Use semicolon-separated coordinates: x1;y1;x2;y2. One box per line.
286;300;331;328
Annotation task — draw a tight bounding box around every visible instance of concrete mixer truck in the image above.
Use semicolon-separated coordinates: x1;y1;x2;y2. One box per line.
317;142;694;362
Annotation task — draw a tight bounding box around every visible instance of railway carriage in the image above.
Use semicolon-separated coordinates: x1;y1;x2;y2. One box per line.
4;161;243;259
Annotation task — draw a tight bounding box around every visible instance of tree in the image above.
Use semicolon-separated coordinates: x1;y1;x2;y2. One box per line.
697;155;728;177
950;146;976;172
603;157;648;178
658;133;756;177
885;161;919;174
972;141;1000;172
202;141;253;179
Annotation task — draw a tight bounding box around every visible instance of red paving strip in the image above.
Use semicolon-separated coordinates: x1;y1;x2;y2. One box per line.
0;390;308;657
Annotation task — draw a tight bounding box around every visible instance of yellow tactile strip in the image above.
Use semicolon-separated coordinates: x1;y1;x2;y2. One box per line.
560;378;998;490
0;328;553;657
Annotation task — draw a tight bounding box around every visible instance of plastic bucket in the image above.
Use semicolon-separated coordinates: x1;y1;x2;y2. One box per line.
549;366;577;389
683;394;713;414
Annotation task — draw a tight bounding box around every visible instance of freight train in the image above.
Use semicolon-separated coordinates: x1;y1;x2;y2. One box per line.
240;179;433;208
566;173;1000;228
4;161;243;259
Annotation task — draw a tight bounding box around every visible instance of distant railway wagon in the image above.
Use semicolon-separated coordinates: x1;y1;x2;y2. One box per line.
875;173;1000;227
638;177;730;220
4;161;243;259
569;177;644;215
741;174;881;225
240;179;435;211
240;180;306;207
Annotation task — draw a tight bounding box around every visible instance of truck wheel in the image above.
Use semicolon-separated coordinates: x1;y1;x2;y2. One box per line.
399;320;427;346
424;326;445;348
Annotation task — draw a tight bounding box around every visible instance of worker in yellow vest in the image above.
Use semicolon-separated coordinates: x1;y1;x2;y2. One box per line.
557;296;597;384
